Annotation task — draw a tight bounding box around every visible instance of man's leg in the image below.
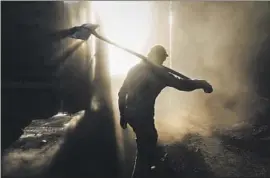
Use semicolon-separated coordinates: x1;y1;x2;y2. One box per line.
129;119;158;178
131;139;151;178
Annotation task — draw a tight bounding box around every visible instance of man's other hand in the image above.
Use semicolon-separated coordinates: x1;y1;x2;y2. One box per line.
197;80;213;93
120;117;127;129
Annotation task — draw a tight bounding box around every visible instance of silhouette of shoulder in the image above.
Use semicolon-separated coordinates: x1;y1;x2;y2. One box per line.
126;62;148;77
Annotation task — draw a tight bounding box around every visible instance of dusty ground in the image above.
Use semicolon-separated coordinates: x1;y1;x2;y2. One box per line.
2;111;270;178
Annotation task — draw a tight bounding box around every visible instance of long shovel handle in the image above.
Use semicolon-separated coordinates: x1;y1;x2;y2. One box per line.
92;31;191;80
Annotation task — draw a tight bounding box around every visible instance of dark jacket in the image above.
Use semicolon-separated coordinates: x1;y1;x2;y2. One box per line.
118;62;201;118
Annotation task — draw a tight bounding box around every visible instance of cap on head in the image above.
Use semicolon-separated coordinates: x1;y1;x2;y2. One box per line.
147;45;169;59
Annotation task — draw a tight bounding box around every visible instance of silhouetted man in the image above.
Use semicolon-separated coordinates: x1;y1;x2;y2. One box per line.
118;45;213;178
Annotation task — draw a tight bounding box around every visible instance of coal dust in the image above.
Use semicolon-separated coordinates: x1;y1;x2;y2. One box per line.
103;2;270;145
3;1;270;178
154;2;270;144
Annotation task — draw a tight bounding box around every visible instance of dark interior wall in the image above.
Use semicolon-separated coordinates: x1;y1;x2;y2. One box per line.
2;2;63;150
253;35;270;127
2;2;64;81
1;1;92;150
57;2;93;113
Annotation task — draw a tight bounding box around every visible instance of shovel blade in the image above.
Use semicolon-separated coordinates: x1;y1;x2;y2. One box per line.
69;23;99;41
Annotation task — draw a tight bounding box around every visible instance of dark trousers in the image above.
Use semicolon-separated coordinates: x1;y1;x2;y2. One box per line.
126;114;161;178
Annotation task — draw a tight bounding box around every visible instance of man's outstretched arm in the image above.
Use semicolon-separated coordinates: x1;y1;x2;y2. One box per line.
166;74;213;93
150;65;213;93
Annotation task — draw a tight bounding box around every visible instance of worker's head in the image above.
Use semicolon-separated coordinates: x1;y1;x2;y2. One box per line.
147;45;169;65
